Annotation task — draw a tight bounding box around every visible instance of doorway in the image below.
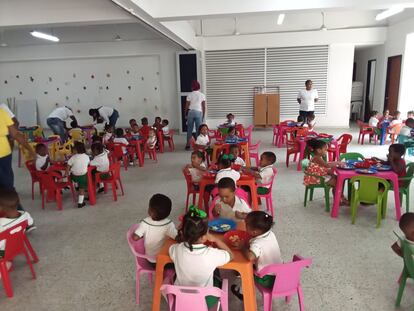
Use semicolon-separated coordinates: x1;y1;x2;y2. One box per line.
384;55;402;113
364;59;376;122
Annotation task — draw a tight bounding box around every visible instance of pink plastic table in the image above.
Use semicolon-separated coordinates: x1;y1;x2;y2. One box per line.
296;138;339;171
332;168;401;220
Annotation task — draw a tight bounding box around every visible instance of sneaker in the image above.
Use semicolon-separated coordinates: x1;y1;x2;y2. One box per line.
98;187;105;193
77;202;86;208
26;224;37;233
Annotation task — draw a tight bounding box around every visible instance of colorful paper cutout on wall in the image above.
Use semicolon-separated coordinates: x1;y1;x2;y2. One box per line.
16;75;20;79
4;80;7;84
128;86;131;90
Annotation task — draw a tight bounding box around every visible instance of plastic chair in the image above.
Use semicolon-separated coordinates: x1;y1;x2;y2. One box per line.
387;123;404;144
339;152;365;161
285;130;300;167
235;124;245;138
249;140;261;167
208;187;250;219
350;176;390;228
163;130;175;152
112;142;131;171
0;220;38;298
272;125;280;146
37;171;76;210
395;235;414;310
54;139;74;161
255;255;312;311
160;280;229;311
47;135;61;161
256;168;277;217
96;162;124;202
357;120;377;145
183;167;200;212
156;130;165;153
390;162;414;213
244;125;254;145
208;129;221;141
328;134;352;161
68;128;85;143
143;143;158;162
18;142;37;167
302;159;332;212
25;160;41;200
32;125;44;139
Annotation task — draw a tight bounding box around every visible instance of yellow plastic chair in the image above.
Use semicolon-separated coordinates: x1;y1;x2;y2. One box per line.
32;126;44;139
68;129;85;143
18;142;37;166
54;139;74;161
47;135;61;161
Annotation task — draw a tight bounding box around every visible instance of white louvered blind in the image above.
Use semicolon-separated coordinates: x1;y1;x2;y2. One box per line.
205;49;265;118
266;46;328;115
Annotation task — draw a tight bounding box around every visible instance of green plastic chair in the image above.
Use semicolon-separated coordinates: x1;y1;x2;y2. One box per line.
302;159;332;212
350;176;389;228
339;152;365;161
390;163;414;213
395;234;414;310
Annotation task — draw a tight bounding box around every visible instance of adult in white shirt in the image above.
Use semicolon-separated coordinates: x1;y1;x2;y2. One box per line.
297;80;318;123
185;80;206;150
89;106;119;128
46;106;78;141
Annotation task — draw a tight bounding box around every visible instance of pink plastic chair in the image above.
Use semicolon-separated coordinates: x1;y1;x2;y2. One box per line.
160;279;229;311
272;125;280;146
255;255;312;311
249;140;261;167
244;125;254;145
257;168;278;217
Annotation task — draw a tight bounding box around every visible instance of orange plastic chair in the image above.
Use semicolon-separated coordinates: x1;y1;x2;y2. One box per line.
37;171;76;210
96;162;124;201
25;160;41;200
388;123;404;144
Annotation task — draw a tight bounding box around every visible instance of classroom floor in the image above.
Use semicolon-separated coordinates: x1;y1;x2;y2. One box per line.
1;125;413;311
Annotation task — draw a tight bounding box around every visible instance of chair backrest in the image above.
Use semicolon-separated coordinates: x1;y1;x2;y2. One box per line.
401;239;414;278
249;140;261;152
0;220;28;261
295;127;309;137
109;161;122;180
337;134;352;153
350;176;390;202
69;129;84;141
112;143;126;158
37;171;61;191
301;159;310;171
126;224;156;269
339;152;365;161
258;168;278;191
356;120;364;128
182;167;194;188
160;284;225;311
32;126;44;139
256;255;312;297
402;162;414;188
25;160;38;179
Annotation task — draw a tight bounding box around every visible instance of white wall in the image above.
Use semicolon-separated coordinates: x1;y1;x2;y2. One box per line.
0;39;182;128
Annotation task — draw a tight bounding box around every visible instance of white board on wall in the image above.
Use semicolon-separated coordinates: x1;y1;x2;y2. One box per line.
16;99;38;127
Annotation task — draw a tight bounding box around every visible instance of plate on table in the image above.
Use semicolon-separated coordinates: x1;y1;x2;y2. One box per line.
208;218;237;233
355;168;377;174
337;164;354;170
374;164;392;171
224;230;251;248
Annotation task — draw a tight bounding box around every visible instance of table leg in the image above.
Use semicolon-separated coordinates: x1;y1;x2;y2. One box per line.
237;265;257;311
135;142;144;167
87;170;96;205
296;142;305;171
391;177;401;220
331;175;345;218
198;181;207;209
243;145;251;167
212;145;219;163
151;259;167;311
249;181;259;211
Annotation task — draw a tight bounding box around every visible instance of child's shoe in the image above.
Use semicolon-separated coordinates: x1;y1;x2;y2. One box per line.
78;202;86;208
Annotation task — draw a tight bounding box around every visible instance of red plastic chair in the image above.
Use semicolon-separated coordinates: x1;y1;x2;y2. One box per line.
162;130;175;152
257;168;277;217
286;132;300;167
96;162;124;202
37;171;76;210
0;220;38;298
328;134;352;161
182;167;200;212
160;280;229;311
112;143;132;171
208;129;221;141
249;140;261;167
156;130;165;153
357;120;377;145
143;143;158;162
255;255;312;311
25;160;41;200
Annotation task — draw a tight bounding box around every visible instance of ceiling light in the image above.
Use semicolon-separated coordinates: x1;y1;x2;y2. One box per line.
277;14;285;25
114;35;123;41
375;6;405;21
30;31;59;42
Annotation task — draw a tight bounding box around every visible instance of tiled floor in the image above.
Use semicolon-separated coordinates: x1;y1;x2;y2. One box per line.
1;126;413;311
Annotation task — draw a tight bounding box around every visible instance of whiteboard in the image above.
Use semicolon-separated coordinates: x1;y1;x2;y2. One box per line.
16;99;38;127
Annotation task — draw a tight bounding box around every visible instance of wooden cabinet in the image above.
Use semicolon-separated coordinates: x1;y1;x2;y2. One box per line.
254;93;280;126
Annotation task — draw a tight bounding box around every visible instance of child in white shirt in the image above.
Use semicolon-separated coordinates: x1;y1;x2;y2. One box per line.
147;128;157;150
244;151;276;195
389;111;403;134
195;124;210;149
215;154;240;184
133;194;177;265
229;144;245;167
398;118;414;144
90;142;110;193
162;119;170;138
113;128;130;155
103;124;114;146
169;210;233;308
186;151;207;185
213;177;250;220
224;113;236;127
391;212;414;259
35;143;50;171
66;141;90;208
306;113;316;131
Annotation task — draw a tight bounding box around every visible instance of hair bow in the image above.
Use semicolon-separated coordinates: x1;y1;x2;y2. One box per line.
188;205;207;219
222;154;234;160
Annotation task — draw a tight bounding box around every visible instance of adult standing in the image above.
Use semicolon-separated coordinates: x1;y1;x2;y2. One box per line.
0;103;19;149
46;106;78;141
89;106;119;128
297;80;318;122
184;80;206;150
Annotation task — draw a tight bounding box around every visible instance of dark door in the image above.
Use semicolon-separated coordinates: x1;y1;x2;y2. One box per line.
364;59;376;122
384;55;402;113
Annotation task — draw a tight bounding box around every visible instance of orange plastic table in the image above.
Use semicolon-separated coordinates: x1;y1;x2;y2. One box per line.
151;224;257;311
197;175;259;211
211;142;250;166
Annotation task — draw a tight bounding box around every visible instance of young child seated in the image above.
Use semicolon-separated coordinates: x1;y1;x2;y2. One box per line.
213;178;250;220
215;154;240;184
102;124;114;145
231;211;282;298
388;111;403;134
225;127;238;142
380;109;392;123
147;127;157;150
133;194;177;266
224;113;235;127
244;151;276;194
139;117;151;139
169;209;233;308
35;143;50;171
229;144;245;167
373;144;406;187
407;111;414;120
398;118;414;144
153;117;163;131
195;124;210;149
391;212;414;258
0;188;34;256
161;119;170;138
113;128;130;154
66;141;90;208
186;151;207;186
368;110;380;127
90;142;110;193
306;113;316;131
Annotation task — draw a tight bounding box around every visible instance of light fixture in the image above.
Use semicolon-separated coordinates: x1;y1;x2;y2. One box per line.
320;12;328;31
277;13;285;25
375;6;405;21
30;31;59;42
114;34;123;41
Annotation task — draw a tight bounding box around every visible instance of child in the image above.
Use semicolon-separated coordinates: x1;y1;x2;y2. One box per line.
195;124;210;149
186;151;207;185
373;144;406;187
398;118;414;144
391;212;414;258
153;117;163;131
132;194;177;265
306;113;316;131
215;154;240;184
231;211;282;298
139;117;151;139
213;177;250;220
368;110;380;127
147;127;157;150
102;124;114;145
229;144;245;167
389;111;403;134
224;113;235;126
90;142;110;193
380;109;392;122
113;128;130;154
162;119;170;138
0;188;35;255
66;141;90;208
129;118;138;128
35;143;50;171
244;152;276;194
407;111;414;120
225;127;238;142
169;210;233;308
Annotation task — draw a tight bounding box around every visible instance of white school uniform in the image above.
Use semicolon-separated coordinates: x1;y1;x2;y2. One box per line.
169;242;231;287
234;156;246;166
297;89;318;112
215;196;251;220
162;125;170;136
258;165;274;187
35;154;49;171
195;134;209;146
368;117;379;127
113;137;129;154
249;230;282;271
134;217;177;263
215;168;240;184
189;162;206;183
90;151;110;172
68;153;90;176
48;106;73;121
98;106;114;124
0;211;34;251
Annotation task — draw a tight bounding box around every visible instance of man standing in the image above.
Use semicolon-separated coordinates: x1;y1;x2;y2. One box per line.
297;80;318;123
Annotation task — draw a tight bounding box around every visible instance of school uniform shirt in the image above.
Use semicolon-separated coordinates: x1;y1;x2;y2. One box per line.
134;217;177;263
189;162;207;183
35;154;49;171
169;242;231;287
249;230;282;271
186;91;206;112
216;196;251;220
195;134;209;146
48;106;73;121
90;151;110;172
98;107;114;124
162;125;170;136
215;168;240;184
139;125;151;139
258;165;274;187
113;137;129;154
0;211;34;251
68;153;90;176
368;117;379;127
234;156;246;166
297;89;318;112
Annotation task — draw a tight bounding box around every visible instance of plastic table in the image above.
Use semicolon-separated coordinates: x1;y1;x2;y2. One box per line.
295;137;339;171
151;222;257;311
211;142;250;166
332;168;401;220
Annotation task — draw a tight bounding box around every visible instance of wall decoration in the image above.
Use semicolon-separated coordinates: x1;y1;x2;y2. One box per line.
73;73;76;78
4;80;7;84
30;76;34;82
57;87;60;91
16;75;20;79
91;75;95;79
83;86;86;90
141;76;144;81
44;91;48;94
65;96;69;100
156;72;159;75
48;77;52;82
118;97;122;101
126;70;130;74
106;86;109;90
55;103;59;106
19;91;23;95
106;73;110;78
128;86;131;90
99;86;103;90
154;86;158;90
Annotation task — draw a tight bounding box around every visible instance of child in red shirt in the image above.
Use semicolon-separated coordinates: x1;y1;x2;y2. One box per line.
139;117;151;139
374;144;406;186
